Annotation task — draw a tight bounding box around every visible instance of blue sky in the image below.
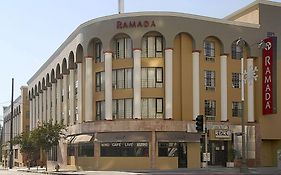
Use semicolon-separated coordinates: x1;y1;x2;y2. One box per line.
0;0;280;121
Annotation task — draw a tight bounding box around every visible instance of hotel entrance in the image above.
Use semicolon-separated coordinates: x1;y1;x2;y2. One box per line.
209;141;228;166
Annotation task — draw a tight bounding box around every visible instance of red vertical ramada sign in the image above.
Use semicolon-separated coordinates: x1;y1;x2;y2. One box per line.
262;37;274;115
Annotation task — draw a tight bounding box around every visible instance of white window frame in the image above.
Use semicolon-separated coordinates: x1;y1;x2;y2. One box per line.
232;73;241;88
204;70;215;90
204;41;215;61
205;100;216;120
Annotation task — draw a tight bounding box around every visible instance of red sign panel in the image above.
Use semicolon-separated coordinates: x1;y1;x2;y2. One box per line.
262;37;276;115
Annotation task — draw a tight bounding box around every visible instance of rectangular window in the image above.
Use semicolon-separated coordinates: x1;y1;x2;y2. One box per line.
204;41;215;61
141;98;163;119
142;36;163;58
204;70;215;90
112;99;133;119
232;101;242;117
141;68;163;88
96;101;105;120
78;143;94;157
96;72;105;92
158;142;178;157
112;68;133;89
100;142;149;157
232;73;241;88
205;100;216;120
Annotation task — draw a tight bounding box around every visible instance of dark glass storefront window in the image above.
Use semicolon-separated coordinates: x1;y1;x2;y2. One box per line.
100;142;149;157
78;143;94;157
67;144;76;156
158;142;178;157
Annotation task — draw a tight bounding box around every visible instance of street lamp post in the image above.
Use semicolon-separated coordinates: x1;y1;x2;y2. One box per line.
236;37;264;173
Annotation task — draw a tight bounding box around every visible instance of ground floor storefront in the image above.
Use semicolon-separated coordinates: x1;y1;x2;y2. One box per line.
52;131;201;170
44;121;281;170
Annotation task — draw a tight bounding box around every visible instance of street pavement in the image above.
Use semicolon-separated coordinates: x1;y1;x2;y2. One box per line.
1;166;281;175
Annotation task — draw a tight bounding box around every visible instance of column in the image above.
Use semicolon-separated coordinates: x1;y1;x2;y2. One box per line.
69;69;75;125
29;99;33;130
42;89;47;123
133;49;141;119
62;74;69;125
35;95;39;127
220;55;228;121
165;48;173;119
57;79;62;124
247;58;254;122
77;63;83;123
192;51;200;120
47;86;52;123
85;57;93;122
105;52;112;120
32;97;36;129
51;83;57;125
39;92;43;125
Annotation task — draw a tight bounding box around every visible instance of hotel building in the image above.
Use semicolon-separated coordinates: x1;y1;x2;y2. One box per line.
24;0;281;170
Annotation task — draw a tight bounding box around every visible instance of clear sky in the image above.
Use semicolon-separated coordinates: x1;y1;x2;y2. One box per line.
0;0;281;122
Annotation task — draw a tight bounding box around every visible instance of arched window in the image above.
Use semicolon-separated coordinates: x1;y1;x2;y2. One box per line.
142;32;163;58
112;34;132;59
231;41;243;60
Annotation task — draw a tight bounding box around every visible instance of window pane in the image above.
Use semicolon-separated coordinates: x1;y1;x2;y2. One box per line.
125;69;133;88
141;99;148;118
101;101;105;120
156;37;162;52
116;38;125;59
156;98;163;113
156;37;163;57
101;72;105;91
141;68;148;88
125;38;132;58
156;68;162;82
117;69;125;88
147;37;155;57
125;99;133;119
148;68;155;88
112;70;117;89
148;98;156;118
118;99;125;119
141;38;147;58
112;100;117;119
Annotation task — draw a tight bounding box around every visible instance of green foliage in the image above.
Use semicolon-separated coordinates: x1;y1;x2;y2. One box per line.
12;132;38;156
11;120;65;165
31;121;65;152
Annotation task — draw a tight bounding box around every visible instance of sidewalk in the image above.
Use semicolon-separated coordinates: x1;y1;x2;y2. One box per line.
6;166;281;175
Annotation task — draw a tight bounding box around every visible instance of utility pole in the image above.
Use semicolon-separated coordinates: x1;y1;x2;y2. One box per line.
9;78;14;169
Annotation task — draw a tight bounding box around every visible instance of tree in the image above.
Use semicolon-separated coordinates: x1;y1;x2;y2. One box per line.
12;121;65;170
12;132;38;169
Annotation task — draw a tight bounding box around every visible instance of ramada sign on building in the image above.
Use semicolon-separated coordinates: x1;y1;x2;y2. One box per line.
262;37;277;115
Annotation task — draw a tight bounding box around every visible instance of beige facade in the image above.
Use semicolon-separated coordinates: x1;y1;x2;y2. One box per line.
2;86;30;167
23;0;281;170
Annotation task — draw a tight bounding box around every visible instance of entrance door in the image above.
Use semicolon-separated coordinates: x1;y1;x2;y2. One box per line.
210;141;228;166
178;143;187;168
